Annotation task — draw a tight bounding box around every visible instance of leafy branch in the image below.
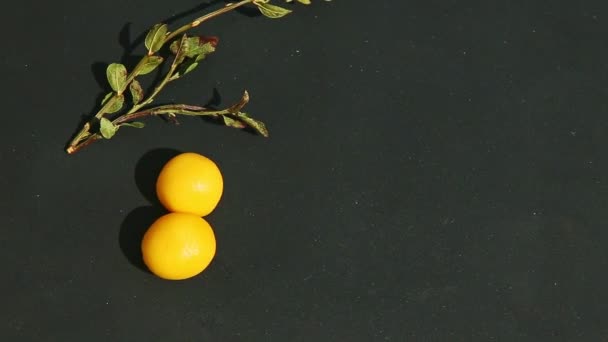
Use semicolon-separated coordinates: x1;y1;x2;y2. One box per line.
65;0;315;154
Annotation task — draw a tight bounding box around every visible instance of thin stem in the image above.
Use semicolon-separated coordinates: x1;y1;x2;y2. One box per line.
66;134;101;154
127;35;188;114
124;57;149;88
165;0;254;42
127;70;173;114
113;104;208;124
67;103;233;154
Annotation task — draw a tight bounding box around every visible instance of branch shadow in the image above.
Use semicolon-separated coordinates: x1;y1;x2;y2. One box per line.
234;6;262;18
198;87;227;127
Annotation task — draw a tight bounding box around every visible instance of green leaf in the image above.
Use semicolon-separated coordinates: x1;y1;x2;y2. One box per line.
185;39;215;58
223;116;246;129
193;43;215;61
183;37;201;56
177;35;191;55
172;35;190;66
101;92;113;105
237;113;269;137
255;2;292;18
129;80;144;105
169;40;180;55
174;59;198;78
106;63;127;93
173;37;212;77
120;121;145;128
138;55;164;75
99;117;119;139
184;62;198;75
297;0;311;4
172;37;216;59
195;53;208;62
105;94;124;114
145;24;168;54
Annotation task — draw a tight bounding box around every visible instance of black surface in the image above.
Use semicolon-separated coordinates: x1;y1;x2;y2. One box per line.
3;0;608;340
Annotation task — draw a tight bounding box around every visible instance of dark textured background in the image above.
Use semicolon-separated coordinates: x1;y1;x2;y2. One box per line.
2;0;608;340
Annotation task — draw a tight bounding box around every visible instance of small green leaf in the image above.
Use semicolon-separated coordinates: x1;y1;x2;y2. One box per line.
172;35;190;66
183;37;201;56
169;40;180;55
255;2;292;18
297;0;311;4
184;62;198;75
106;63;127;93
99;117;119;139
178;35;190;52
193;43;215;61
120;121;145;128
101;92;113;105
172;37;216;62
129;80;144;105
173;60;197;78
145;23;168;54
238;113;269;137
185;39;215;58
223;116;246;129
105;94;124;114
195;53;207;62
138;55;164;75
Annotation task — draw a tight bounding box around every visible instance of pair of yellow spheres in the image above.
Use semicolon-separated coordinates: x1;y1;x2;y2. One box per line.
142;152;223;280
